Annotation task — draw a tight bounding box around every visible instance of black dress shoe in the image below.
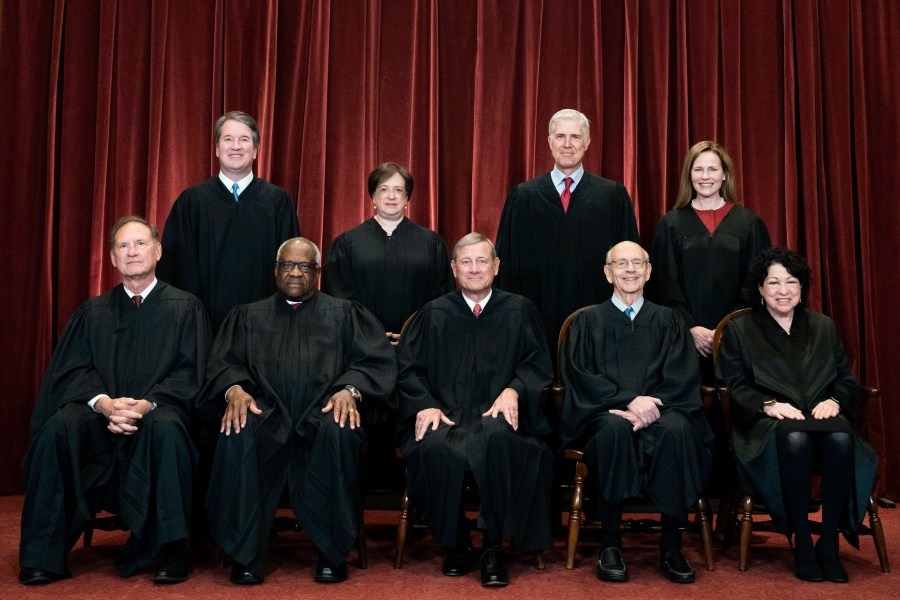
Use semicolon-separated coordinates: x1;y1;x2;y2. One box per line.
816;542;848;583
153;540;192;584
596;547;627;582
230;563;264;585
794;548;824;582
660;549;695;583
480;546;509;587
314;551;348;583
18;567;68;586
442;543;476;576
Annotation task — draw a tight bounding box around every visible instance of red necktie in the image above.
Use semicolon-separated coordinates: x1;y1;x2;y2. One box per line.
561;177;573;212
473;303;482;317
133;295;142;309
291;303;300;310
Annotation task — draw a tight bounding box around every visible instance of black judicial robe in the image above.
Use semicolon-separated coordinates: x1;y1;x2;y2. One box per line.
199;292;397;569
715;307;877;542
158;176;300;330
559;300;713;519
21;282;210;576
495;172;639;352
397;289;554;550
322;217;454;334
649;204;771;330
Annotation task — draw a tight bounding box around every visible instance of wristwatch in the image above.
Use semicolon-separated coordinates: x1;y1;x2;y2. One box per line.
344;385;362;402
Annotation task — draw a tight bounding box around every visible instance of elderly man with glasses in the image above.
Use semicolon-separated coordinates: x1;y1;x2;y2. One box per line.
199;237;397;585
558;241;714;584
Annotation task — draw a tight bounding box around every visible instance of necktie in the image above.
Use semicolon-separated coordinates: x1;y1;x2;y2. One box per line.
291;303;300;311
133;295;142;309
232;182;240;203
624;306;634;320
473;303;482;317
561;177;573;212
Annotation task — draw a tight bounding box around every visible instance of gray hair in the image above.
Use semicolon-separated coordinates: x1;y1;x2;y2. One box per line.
452;232;497;261
109;216;159;250
605;241;649;264
276;237;321;264
548;108;591;138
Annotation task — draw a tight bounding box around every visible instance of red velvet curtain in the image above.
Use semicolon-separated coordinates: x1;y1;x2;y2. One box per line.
2;0;898;496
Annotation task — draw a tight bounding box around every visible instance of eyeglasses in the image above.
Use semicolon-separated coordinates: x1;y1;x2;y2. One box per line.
607;258;648;270
277;261;318;273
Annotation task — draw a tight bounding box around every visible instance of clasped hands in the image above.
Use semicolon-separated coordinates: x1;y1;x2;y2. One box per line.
414;388;520;442
221;386;361;436
609;395;662;431
762;398;840;420
95;396;154;436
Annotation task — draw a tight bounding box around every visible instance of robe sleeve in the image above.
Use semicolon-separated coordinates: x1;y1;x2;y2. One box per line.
737;214;772;308
428;233;455;299
321;235;358;300
30;305;107;434
330;301;398;412
157;191;201;296
648;216;697;328
396;306;442;421
144;297;212;414
196;306;261;422
494;186;521;293
274;188;301;240
715;319;773;427
651;309;704;410
505;301;553;437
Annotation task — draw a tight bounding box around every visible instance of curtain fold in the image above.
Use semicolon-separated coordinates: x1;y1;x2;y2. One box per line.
1;0;897;496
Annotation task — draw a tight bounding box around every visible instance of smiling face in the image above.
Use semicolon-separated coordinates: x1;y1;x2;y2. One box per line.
690;150;726;202
451;241;499;298
372;172;409;221
215;119;258;180
275;241;320;301
759;262;801;319
109;221;162;280
548;118;590;174
604;241;651;303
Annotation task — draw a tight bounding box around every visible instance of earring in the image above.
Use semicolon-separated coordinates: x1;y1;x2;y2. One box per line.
760;297;764;306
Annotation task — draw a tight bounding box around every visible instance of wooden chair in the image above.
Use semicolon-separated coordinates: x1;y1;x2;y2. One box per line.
556;306;716;571
711;308;889;573
393;312;546;571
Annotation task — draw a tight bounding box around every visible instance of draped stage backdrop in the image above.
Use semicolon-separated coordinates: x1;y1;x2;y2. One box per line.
1;0;898;496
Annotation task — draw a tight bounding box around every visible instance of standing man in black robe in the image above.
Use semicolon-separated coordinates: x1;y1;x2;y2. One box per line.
559;241;713;584
398;233;554;588
495;108;639;356
157;110;300;332
200;237;397;585
19;216;211;586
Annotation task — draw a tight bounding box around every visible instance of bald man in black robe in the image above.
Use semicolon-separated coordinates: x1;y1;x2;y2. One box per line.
19;216;210;586
200;237;397;585
559;241;713;584
398;233;554;588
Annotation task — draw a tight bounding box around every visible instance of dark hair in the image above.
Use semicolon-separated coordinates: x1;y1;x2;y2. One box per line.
215;111;260;147
673;140;738;209
748;246;811;304
367;162;413;198
108;216;159;250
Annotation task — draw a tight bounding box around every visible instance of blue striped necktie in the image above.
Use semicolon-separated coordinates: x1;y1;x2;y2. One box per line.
624;306;635;320
232;183;240;202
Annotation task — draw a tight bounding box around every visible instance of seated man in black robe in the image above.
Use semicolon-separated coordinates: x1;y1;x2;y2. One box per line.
200;237;397;585
559;241;714;584
19;216;211;586
398;233;554;588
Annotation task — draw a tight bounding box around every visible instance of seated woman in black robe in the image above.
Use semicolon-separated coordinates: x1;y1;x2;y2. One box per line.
716;247;877;583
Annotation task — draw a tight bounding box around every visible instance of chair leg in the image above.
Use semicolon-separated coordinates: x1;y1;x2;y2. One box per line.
695;497;715;571
867;495;891;573
566;461;588;570
356;520;368;569
535;549;546;570
738;495;754;571
394;486;411;569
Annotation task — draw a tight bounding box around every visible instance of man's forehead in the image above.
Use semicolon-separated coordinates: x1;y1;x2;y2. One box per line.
115;222;152;242
456;242;491;258
553;119;585;136
280;243;315;260
609;244;643;260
